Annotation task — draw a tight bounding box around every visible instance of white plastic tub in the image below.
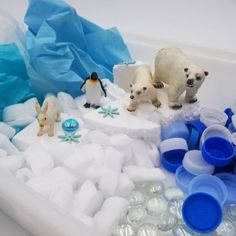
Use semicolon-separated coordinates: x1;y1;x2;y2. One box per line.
0;35;236;236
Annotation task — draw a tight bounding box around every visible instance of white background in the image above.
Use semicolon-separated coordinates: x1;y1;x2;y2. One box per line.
0;0;236;235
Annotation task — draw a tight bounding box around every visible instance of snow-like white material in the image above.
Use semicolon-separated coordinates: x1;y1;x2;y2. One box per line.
0;134;20;155
15;168;34;183
114;173;135;197
73;180;103;217
0;122;16;139
0;154;24;172
24;144;54;176
27;167;78;197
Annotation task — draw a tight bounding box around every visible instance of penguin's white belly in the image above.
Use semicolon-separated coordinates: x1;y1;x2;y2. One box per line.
85;83;102;105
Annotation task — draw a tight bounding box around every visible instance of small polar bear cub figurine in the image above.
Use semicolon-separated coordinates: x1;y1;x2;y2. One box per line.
153;48;209;109
127;65;161;112
35;96;61;137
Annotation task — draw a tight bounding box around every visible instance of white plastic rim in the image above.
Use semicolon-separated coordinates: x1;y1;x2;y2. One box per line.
200;124;232;147
183;150;215;175
200;107;228;127
160;138;188;154
231;114;236;130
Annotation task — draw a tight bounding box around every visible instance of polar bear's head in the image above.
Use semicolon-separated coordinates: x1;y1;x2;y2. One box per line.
129;83;149;100
184;67;208;89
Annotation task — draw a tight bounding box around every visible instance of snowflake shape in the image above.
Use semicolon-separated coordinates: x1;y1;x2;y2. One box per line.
98;106;120;118
58;133;82;143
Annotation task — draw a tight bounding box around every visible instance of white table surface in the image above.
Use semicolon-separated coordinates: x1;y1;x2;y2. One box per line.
0;0;236;235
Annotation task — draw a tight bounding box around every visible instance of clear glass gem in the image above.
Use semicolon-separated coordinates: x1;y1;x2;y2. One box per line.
227;204;236;221
146;182;164;196
157;211;177;231
146;197;168;216
169;199;183;222
112;223;135;236
127;206;147;226
216;219;235;236
164;187;184;202
129;191;145;206
137;223;158;236
172;225;195;236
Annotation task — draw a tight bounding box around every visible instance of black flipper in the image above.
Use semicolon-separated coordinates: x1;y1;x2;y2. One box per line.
98;79;107;97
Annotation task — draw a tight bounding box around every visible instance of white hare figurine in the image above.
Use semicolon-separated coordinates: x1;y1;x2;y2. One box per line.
35;96;61;137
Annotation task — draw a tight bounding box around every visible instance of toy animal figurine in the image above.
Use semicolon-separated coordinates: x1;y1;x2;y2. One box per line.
127;65;161;112
80;72;107;109
35;96;61;137
153;48;209;109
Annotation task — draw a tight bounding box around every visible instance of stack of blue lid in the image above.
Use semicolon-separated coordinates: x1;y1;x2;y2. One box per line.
159;107;236;233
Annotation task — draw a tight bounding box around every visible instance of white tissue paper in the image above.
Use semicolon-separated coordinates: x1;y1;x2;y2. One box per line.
73;212;94;228
0;122;16;139
24;144;54;176
0;154;24;172
123;165;166;183
27;167;78;197
86;130;110;146
73;180;103;216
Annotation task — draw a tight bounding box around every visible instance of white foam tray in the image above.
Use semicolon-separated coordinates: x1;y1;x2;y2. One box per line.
0;35;236;236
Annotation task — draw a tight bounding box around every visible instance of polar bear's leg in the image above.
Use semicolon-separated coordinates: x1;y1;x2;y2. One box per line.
153;71;164;89
127;99;138;112
185;88;198;103
168;86;184;109
152;97;161;108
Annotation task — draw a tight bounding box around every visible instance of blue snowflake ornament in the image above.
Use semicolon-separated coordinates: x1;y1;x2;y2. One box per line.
58;133;82;143
98;106;120;118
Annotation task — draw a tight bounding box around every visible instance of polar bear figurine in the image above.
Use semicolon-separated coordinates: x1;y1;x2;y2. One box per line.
153;48;209;109
127;65;161;112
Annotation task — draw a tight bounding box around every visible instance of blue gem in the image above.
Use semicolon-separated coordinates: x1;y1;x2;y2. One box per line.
62;119;79;133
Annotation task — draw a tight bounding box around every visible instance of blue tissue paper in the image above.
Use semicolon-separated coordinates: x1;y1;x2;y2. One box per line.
0;43;35;120
25;0;132;97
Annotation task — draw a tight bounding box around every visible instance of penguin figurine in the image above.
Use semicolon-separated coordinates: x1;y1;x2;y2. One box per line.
80;72;107;109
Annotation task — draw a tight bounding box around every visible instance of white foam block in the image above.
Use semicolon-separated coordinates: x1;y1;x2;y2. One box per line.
109;134;133;165
146;142;161;167
27;167;78;197
12;114;87;151
103;147;124;173
113;61;149;92
131;139;154;168
94;211;119;236
115;173;135;198
101;197;129;220
123;166;166;183
0;122;16;139
48;142;75;165
24;144;54;176
15;168;34;183
49;185;74;211
74;180;103;217
0;154;24;172
83;101;161;142
99;167;120;197
0;134;20;155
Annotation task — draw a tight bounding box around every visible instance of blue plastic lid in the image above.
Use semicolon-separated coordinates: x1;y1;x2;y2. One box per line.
216;173;236;205
214;161;234;174
224;108;234;127
175;165;195;193
62;119;79;133
182;193;222;233
161;121;190;141
161;149;187;173
187;127;200;150
185;119;206;136
202;137;234;167
189;174;228;206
